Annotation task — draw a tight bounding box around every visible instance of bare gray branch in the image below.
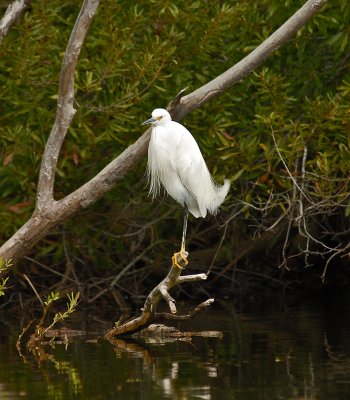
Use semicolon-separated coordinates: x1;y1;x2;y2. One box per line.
174;0;328;120
36;0;100;212
105;253;213;338
0;0;29;43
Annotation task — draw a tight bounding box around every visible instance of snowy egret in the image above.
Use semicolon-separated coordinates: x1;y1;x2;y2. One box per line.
142;108;230;268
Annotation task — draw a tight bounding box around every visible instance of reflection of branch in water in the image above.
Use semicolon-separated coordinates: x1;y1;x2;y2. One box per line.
284;332;350;400
16;337;83;398
323;331;347;362
16;316;85;397
112;338;154;367
0;381;26;400
282;349;317;400
111;336;220;400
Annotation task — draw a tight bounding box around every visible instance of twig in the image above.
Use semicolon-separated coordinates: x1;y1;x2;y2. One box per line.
270;126;312;203
167;87;188;115
24;256;80;284
156;299;214;320
206;223;227;276
22;273;44;306
321;251;339;283
279;217;292;270
87;241;164;304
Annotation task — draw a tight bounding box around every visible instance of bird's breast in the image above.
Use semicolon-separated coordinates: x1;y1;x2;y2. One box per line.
150;126;180;173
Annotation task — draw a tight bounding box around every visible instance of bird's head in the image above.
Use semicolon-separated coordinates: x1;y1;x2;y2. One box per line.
142;108;171;126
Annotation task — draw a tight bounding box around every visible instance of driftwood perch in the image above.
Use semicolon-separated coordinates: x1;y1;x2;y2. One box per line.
105;252;213;340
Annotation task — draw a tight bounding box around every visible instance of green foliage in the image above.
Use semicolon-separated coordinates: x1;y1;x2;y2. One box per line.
0;259;12;296
0;0;349;276
44;291;60;307
0;277;9;297
0;258;12;272
22;291;80;346
42;291;80;334
33;291;80;339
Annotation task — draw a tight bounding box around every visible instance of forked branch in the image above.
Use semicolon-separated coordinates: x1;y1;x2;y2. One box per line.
105;253;211;339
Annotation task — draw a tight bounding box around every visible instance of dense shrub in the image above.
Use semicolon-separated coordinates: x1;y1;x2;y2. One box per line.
0;1;349;302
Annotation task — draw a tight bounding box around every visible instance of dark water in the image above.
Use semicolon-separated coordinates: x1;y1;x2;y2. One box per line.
1;302;350;400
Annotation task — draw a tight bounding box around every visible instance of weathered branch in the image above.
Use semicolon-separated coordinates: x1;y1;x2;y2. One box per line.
0;0;30;43
35;0;100;212
156;299;214;321
105;253;210;339
0;0;328;267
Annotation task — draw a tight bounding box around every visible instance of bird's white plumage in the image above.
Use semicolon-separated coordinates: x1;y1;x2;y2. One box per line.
145;108;230;218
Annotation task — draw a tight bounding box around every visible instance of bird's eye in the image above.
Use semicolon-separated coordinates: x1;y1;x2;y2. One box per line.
157;116;163;120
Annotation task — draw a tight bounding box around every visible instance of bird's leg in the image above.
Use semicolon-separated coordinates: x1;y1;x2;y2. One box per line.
181;206;189;254
172;207;189;269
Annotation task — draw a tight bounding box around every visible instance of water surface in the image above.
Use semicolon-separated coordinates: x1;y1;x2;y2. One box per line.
1;302;350;399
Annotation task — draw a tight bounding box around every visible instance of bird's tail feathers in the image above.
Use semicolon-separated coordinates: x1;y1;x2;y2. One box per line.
207;178;230;215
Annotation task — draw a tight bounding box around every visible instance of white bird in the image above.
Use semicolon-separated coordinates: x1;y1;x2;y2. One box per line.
142;108;230;268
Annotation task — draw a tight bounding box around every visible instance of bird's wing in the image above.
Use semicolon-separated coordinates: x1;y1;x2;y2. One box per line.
170;123;213;217
149;121;229;217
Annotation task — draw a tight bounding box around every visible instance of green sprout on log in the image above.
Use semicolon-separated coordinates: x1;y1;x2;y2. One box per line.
0;277;9;297
42;292;80;335
0;259;12;296
29;291;80;342
18;291;80;360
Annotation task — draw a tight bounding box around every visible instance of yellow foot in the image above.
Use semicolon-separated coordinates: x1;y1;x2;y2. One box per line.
172;248;188;269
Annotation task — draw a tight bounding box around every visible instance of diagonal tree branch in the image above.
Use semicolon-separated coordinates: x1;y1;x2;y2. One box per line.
173;0;328;120
65;0;328;205
0;0;328;268
0;0;30;43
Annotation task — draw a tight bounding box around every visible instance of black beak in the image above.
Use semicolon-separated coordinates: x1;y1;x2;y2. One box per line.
141;117;156;126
